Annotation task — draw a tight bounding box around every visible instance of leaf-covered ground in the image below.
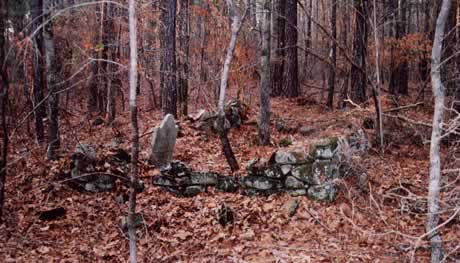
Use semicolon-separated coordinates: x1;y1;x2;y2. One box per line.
1;94;459;262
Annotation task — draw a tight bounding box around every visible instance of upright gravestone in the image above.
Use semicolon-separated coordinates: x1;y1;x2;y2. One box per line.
149;114;178;168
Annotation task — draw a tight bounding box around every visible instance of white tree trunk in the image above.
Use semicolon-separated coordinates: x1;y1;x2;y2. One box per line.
128;0;139;262
427;0;451;262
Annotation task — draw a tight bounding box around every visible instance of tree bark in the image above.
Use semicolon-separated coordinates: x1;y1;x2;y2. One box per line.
128;0;139;262
282;0;299;97
326;0;337;108
427;0;451;262
30;0;45;143
258;0;271;145
178;0;190;116
270;0;286;97
349;0;368;104
106;3;117;124
0;0;9;222
161;0;177;117
43;0;60;160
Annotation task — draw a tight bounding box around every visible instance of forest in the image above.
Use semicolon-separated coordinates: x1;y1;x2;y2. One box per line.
0;0;459;262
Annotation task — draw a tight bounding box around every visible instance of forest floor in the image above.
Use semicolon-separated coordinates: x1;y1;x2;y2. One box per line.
0;89;459;262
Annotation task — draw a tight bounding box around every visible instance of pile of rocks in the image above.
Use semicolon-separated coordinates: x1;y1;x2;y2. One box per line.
152;161;238;196
152;129;370;202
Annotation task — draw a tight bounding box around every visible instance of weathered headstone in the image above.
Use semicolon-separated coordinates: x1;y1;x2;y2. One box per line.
149;114;178;168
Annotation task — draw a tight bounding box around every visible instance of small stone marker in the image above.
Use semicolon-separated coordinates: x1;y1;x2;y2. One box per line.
149;114;178;168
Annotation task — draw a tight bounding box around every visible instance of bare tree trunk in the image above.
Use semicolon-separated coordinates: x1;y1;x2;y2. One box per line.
30;0;45;143
161;0;177;117
326;0;337;108
258;0;271;145
178;0;190;116
271;0;286;97
372;0;384;151
349;0;368;104
282;0;299;97
127;0;139;261
43;0;60;160
0;0;9;222
106;3;116;124
455;2;460;113
427;0;451;262
217;0;248;172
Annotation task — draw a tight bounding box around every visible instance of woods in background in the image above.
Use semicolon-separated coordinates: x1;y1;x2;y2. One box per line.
0;0;460;262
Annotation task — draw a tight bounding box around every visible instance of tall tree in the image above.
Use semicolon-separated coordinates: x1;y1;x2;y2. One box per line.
455;2;460;114
43;0;60;160
88;4;101;113
30;0;45;143
270;0;286;97
427;0;451;261
105;2;117;124
161;0;177;117
127;0;139;262
398;0;409;95
258;0;271;145
282;0;299;97
349;0;368;104
178;0;190;116
326;0;337;108
0;0;9;222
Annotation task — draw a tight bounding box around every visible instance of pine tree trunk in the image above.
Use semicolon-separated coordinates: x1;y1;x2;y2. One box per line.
270;0;286;97
427;0;451;261
43;0;60;160
349;0;368;104
0;0;9;222
327;0;337;108
282;0;299;97
30;0;45;143
258;0;271;145
178;0;190;116
161;0;177;117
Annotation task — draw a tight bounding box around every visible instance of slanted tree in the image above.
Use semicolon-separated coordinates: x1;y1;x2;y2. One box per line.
258;0;271;145
30;0;45;143
43;0;60;160
217;0;248;172
161;0;177;117
282;0;299;97
426;0;451;261
349;0;368;104
0;0;9;222
270;0;286;97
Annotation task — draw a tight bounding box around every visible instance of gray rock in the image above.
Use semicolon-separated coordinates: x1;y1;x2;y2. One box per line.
311;137;339;159
216;176;238;193
312;160;341;181
190;173;218;186
285;176;306;189
152;176;175;187
241;176;281;191
149;114;178;168
264;167;284;179
288;189;307;197
270;151;302;165
298;126;315;136
280;164;293;175
291;163;320;185
307;184;337;202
